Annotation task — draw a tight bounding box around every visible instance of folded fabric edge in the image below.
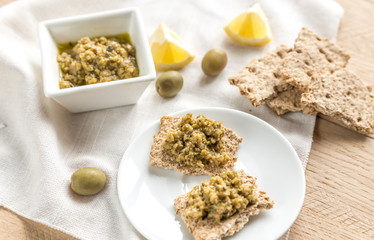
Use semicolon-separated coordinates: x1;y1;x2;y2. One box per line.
301;115;317;171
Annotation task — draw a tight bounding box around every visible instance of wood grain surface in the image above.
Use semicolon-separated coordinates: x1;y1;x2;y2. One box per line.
1;0;373;239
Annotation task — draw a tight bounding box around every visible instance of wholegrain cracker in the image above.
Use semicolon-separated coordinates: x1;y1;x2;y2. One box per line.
295;27;350;68
228;27;373;135
228;45;293;107
301;69;374;135
283;27;350;90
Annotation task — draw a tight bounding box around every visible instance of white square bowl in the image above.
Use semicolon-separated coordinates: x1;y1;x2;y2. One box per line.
38;8;156;113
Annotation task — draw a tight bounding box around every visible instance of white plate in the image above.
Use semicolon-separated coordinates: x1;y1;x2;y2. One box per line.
117;107;305;240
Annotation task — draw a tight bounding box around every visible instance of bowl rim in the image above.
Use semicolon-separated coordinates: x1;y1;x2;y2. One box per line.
38;7;156;98
39;7;140;30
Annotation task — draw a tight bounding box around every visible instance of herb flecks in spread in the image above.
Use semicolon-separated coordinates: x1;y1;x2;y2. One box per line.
186;170;257;222
57;34;139;89
163;113;229;168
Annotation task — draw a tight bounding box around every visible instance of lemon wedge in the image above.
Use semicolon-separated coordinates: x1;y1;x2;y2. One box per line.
149;23;195;71
224;3;272;46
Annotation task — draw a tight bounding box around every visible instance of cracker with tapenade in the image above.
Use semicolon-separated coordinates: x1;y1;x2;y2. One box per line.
228;45;293;107
174;170;274;240
300;69;374;135
149;115;243;176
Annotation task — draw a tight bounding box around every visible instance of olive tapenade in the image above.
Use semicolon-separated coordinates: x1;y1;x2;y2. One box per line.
57;34;139;89
162;113;230;168
186;170;257;222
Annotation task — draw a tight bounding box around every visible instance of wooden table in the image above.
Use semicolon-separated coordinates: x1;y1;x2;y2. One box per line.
1;0;373;239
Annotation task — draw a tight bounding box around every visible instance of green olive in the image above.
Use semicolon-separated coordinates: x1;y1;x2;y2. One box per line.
71;167;106;196
201;48;228;76
155;71;183;98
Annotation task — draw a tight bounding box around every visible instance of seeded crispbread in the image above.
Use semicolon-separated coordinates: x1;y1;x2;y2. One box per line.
295;27;350;68
283;27;350;90
281;51;317;91
228;45;293;107
270;28;350;114
149;116;243;176
228;27;374;135
301;69;374;135
174;170;274;240
266;86;304;115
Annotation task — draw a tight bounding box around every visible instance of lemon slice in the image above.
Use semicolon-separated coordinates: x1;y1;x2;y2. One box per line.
224;3;272;46
149;23;195;71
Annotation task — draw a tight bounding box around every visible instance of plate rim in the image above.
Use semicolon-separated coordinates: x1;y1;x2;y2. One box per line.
117;106;306;240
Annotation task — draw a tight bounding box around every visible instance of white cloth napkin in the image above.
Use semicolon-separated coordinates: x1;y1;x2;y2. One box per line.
0;0;343;239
